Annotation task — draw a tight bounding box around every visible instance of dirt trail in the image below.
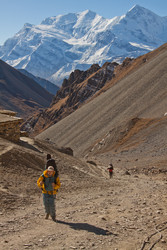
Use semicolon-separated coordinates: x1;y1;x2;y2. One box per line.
1;163;167;250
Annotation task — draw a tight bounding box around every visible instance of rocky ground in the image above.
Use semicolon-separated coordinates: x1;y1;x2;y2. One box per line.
0;137;167;250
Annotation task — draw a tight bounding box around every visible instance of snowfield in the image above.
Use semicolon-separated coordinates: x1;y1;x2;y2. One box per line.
0;5;167;86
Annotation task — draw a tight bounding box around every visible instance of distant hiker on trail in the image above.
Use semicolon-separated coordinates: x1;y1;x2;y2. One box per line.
37;166;61;222
107;163;114;178
45;154;58;177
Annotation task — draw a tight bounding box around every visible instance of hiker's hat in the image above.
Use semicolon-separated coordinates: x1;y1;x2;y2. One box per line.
47;166;54;171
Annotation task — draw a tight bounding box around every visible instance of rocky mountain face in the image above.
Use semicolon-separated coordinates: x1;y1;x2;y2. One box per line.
52;61;118;107
0;59;53;119
0;5;167;85
36;43;167;158
18;69;59;95
22;45;160;136
21;61;118;134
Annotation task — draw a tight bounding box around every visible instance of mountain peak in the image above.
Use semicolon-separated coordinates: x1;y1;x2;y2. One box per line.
24;23;33;28
127;4;158;18
41;12;77;26
75;9;98;24
79;9;97;17
129;4;144;11
128;4;148;12
40;10;97;26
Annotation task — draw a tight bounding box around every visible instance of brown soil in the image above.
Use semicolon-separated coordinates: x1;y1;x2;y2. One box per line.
0;137;166;250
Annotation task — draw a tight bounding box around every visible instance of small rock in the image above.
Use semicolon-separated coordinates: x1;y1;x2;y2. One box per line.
124;171;130;175
101;217;107;221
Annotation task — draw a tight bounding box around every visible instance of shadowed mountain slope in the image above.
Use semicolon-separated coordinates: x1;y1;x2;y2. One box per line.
36;44;167;158
18;69;59;95
0;60;53;119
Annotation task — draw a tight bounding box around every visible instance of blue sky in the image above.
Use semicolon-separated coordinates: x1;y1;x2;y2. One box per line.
0;0;166;45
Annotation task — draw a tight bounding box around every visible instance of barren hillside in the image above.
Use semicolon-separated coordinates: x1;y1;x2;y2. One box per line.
0;59;53;119
36;44;167;160
21;62;117;136
0;137;166;250
0;44;167;250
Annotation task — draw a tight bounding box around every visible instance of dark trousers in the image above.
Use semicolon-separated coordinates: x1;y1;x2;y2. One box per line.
109;171;113;178
43;193;56;217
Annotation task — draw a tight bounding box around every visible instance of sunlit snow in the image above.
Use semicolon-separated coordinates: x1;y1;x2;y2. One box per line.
0;5;167;86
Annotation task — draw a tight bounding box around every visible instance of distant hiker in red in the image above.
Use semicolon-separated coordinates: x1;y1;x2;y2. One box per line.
107;163;114;178
37;166;61;222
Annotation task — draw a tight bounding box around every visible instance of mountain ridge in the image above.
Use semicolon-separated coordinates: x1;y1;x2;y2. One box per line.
0;5;167;85
0;59;53;119
22;43;167;136
18;69;59;95
21;61;118;134
36;43;167;157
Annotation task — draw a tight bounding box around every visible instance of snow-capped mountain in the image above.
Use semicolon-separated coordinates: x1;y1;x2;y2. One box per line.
0;5;167;86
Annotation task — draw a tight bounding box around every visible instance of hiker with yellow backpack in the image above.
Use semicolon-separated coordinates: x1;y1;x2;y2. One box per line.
37;166;61;221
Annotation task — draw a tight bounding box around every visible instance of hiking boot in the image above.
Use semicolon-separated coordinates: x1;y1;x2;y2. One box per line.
52;216;57;222
45;213;49;219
